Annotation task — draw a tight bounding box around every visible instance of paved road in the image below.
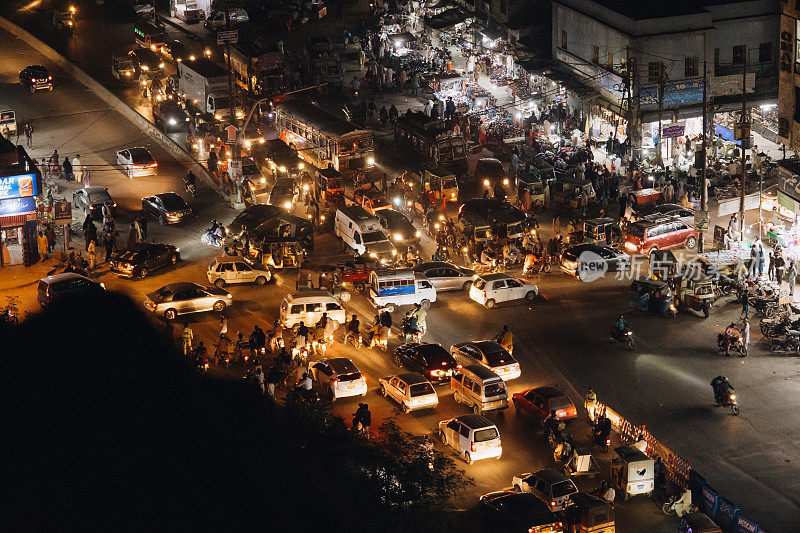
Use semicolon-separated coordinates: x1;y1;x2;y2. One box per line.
2;3;798;531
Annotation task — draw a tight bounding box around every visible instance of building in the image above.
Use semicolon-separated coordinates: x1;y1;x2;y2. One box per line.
778;1;800;151
551;0;779;158
0;137;42;267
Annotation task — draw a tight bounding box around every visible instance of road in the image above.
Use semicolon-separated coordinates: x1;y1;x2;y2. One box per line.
1;3;798;532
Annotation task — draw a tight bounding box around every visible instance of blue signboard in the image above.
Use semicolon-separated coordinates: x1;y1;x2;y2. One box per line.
0;173;38;200
0;196;37;216
640;80;705;111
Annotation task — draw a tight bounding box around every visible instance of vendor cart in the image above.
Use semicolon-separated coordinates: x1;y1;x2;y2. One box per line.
553;177;595;209
629;277;677;317
333;257;379;291
583;217;623;246
627;188;663;210
562;447;601;479
611;445;654;500
315;166;343;207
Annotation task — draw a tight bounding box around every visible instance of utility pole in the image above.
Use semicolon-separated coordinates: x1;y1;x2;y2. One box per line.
223;0;241;203
739;55;748;242
656;62;666;167
699;59;708;253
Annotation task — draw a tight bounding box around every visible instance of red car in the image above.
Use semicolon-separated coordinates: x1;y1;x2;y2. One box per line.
512;385;577;422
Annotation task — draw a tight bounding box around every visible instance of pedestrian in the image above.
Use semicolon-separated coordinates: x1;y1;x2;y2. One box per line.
775;253;786;286
741;291;750;319
654;457;667;498
138;213;148;240
510;150;519;183
63;156;73;181
24;123;33;148
219;315;231;342
104;230;116;262
164;318;174;341
181;322;194;356
127;221;138;248
133;217;143;243
37;231;48;262
789;260;798;298
72;154;83;184
741;318;750;353
379;106;388;128
758;244;766;278
768;251;775;280
45;224;56;252
728;213;738;240
87;239;96;270
102;202;113;228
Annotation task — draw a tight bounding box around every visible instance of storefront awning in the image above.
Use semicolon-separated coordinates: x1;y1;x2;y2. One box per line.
424;7;466;30
388;32;416;44
424;0;454;9
478;25;503;41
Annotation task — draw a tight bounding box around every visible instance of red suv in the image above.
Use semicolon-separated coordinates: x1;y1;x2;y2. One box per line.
624;217;697;254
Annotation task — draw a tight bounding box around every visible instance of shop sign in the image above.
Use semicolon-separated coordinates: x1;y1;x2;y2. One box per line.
779;173;800;201
640;80;704;110
54;201;72;224
0;173;38;200
0;196;37;217
661;123;684;138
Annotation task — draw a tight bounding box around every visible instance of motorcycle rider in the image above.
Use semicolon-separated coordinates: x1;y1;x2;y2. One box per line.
496;325;513;354
412;303;427;335
723;322;740;356
402;311;420;342
711;375;733;404
431;245;448;262
352;403;371;435
298;372;313;391
542;410;562;441
611;314;629;341
294;321;310;351
184;170;197;195
344;314;360;346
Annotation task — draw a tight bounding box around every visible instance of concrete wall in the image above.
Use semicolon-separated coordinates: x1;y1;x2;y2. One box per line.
552;3;629;68
0;16;222;197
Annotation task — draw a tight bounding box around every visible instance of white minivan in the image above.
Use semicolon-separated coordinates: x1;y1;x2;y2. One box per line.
438;414;502;464
280;291;346;328
368;269;437;312
334;205;397;264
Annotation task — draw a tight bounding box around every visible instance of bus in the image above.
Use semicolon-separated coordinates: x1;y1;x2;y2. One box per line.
275;98;375;178
134;19;169;51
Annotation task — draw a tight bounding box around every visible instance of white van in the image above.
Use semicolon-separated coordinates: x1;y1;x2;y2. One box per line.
0;106;17;136
438;414;502;464
280;291;346;328
334;205;397;264
450;364;509;414
368;269;437;312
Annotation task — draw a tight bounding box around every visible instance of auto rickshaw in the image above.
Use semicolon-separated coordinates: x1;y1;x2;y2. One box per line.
674;275;715;318
553;177;595;209
421;167;459;203
564;492;615;533
647;249;679;281
333;258;379;291
583;218;623;246
517;178;546;211
629;277;677;317
315;167;343;207
611;445;654;500
249;240;306;270
297;265;351;302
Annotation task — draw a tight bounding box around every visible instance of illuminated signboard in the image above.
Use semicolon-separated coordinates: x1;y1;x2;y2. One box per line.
0;173;38;200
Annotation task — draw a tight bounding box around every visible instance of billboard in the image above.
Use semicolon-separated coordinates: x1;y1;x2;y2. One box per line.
0;173;38;200
640;80;704;110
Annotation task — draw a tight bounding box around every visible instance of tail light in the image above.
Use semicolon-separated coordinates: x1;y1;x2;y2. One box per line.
482;290;486;298
150;162;158;167
471;442;476;452
361;376;366;384
331;379;339;388
550;501;557;507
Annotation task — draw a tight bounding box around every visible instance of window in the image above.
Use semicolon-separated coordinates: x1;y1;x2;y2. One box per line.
492;280;506;290
326;302;342;311
561;30;567;51
499;0;506;14
305;303;323;313
507;279;522;288
607;51;614;69
732;45;745;65
685;57;698;77
793;87;800;123
759;42;773;63
647;61;663;82
235;262;252;272
459;424;471;438
290;304;304;314
591;45;599;64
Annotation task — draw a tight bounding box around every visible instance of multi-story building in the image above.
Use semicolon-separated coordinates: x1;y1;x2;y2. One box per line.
778;1;800;151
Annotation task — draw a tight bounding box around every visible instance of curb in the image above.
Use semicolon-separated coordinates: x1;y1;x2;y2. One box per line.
0;15;223;197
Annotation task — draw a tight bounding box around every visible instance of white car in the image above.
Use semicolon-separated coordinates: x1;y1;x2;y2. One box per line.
378;372;439;413
207;257;272;287
469;273;538;308
117;147;157;177
438;414;502;464
308;358;367;400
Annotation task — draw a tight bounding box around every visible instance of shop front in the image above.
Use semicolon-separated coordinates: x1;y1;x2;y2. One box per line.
0;186;39;267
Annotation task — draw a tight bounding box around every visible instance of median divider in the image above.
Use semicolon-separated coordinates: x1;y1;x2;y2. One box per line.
589;399;767;533
0;16;225;198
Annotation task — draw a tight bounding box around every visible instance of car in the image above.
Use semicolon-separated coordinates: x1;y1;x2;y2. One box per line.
353;186;391;214
144;282;233;320
110;242;179;279
376;209;419;245
512;385;577;422
438;414;502;464
469;273;538;308
19;65;53;93
242;158;269;203
512;469;579;512
160;40;194;63
560;243;630;280
207;257;272;287
117;147;158;177
475;157;508;189
308;357;368;400
268;177;299;209
226;203;285;236
393;342;459;384
37;273;104;307
479;490;564;533
111;55;137;82
378;372;439;413
643;203;695;226
263;139;305;177
72;187;116;220
128;47;165;76
624;217;698;255
451;340;521;381
413;261;475;292
142;192;192;224
204;8;249;30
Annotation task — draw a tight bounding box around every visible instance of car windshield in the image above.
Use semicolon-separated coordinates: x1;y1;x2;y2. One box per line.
160;195;186;210
484;381;506;397
129;149;154;164
214;96;230;109
338;371;362;382
88;190;111;203
552;480;578;498
362;231;386;243
473;427;499;442
482;162;503;178
119;60;134;69
473;279;486;290
409;382;435;397
549;396;573;411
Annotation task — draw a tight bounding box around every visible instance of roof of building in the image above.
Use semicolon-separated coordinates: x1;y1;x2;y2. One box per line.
591;0;745;20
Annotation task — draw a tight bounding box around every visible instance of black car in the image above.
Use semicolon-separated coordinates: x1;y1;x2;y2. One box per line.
37;273;105;307
128;47;165;76
393;342;459;384
264;139;305;176
377;209;419;245
72;186;116;220
475;157;508;188
226;204;285;236
161;40;193;63
19;65;53;93
479;490;562;533
110;242;180;278
142;192;193;224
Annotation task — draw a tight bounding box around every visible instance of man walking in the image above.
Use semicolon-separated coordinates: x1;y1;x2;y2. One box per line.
37;231;48;262
24;123;33;148
181;322;194;356
72;154;83;184
789;260;798;299
104;230;117;262
219;315;231;342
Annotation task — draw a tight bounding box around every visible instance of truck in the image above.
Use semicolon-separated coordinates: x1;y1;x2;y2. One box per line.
176;58;234;122
224;42;285;98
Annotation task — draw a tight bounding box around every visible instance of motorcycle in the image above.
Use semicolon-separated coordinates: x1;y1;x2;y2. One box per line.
201;226;224;248
716;275;743;297
760;316;794;338
715;389;740;415
716;332;747;357
400;315;422;343
770;331;800;355
662;489;697;516
610;327;636;350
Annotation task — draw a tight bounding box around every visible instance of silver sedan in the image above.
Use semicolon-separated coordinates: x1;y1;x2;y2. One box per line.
414;261;475;291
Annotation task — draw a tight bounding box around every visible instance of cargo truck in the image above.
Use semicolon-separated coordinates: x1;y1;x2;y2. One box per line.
176;58;237;122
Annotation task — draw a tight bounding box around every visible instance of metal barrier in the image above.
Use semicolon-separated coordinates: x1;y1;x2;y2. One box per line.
588;399;691;488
